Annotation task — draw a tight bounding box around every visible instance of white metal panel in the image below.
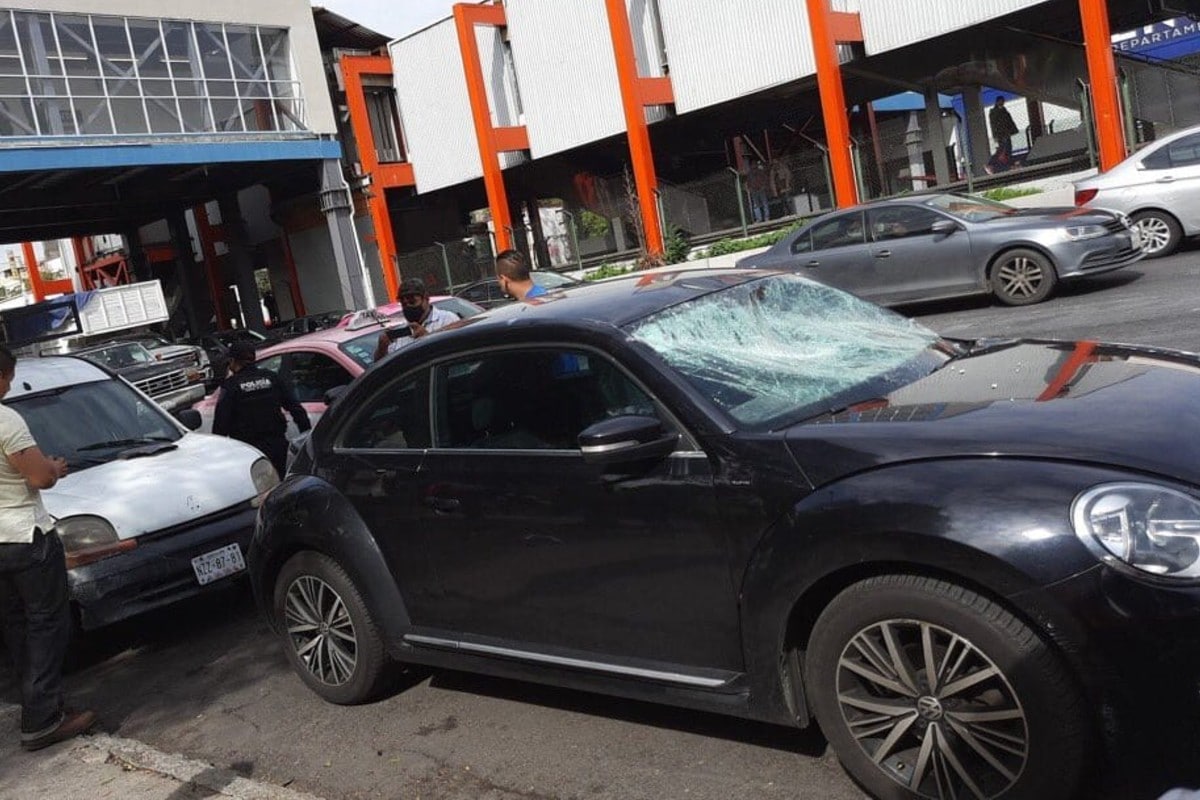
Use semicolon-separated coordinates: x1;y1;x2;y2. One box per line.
474;24;526;171
656;0;817;114
391;20;483;193
859;0;1051;55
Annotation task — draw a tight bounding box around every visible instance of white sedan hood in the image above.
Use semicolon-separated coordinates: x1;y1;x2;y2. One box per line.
44;433;264;541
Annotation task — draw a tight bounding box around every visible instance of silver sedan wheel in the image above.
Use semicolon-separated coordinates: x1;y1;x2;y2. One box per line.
836;619;1029;800
994;256;1045;300
1135;216;1173;256
284;575;358;686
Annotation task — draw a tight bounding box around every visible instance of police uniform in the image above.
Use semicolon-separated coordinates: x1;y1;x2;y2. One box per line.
212;344;310;476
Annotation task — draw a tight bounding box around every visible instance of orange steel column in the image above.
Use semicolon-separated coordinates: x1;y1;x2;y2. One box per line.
21;242;47;302
604;0;672;256
279;232;306;318
193;205;228;330
1079;0;1126;170
454;3;529;254
341;54;414;301
806;0;861;208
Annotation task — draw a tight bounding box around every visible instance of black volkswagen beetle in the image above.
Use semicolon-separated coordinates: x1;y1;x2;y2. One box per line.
250;269;1200;800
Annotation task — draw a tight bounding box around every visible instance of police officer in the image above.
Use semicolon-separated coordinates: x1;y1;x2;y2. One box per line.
212;340;310;477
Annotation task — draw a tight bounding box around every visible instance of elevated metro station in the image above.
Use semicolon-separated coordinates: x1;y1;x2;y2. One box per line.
339;0;1200;288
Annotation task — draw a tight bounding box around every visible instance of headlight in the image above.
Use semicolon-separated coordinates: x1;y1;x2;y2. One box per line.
1063;224;1107;241
251;457;281;506
1072;483;1200;580
56;515;135;569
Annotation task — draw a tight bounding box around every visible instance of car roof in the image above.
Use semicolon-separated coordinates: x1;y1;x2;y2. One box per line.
257;321;381;357
447;268;780;331
7;356;111;399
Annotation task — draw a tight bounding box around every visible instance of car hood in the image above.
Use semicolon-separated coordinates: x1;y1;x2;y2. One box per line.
972;206;1118;227
785;340;1200;488
43;433;263;540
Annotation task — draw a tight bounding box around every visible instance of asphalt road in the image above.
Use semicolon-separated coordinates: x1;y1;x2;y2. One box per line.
8;243;1200;800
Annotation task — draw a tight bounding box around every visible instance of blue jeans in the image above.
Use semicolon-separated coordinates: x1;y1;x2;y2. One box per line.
0;529;70;735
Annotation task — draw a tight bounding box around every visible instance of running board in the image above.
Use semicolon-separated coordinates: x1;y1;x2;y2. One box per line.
403;634;735;689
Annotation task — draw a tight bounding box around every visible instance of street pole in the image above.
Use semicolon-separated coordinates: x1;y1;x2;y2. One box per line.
433;242;453;292
728;167;748;238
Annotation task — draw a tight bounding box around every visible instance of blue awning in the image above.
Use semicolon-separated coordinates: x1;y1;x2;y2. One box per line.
867;92;956;113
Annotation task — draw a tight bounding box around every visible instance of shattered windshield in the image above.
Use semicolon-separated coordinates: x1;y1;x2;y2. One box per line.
625;274;949;429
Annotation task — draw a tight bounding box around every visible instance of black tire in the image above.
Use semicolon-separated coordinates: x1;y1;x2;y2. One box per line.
805;575;1088;800
990;248;1057;306
272;551;392;704
1131;209;1182;259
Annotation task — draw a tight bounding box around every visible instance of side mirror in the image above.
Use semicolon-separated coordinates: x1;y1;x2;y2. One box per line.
174;408;203;431
578;415;678;466
323;385;348;405
930;219;958;235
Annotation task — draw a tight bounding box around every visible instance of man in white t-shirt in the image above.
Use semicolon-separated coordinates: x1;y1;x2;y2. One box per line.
373;277;460;362
0;344;95;751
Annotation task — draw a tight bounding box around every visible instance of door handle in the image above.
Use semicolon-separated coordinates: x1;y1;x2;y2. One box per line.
805;260;820;268
423;496;461;513
1156;176;1175;183
874;250;892;259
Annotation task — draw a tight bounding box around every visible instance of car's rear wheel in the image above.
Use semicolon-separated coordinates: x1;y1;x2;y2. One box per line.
991;248;1057;306
805;575;1087;800
1131;210;1182;259
273;551;392;704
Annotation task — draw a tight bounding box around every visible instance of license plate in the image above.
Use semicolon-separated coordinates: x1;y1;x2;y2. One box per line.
191;543;246;586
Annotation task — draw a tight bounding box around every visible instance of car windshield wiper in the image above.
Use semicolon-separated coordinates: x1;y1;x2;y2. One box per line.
77;435;175;452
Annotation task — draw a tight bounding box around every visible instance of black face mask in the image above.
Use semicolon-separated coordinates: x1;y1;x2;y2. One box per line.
402;304;426;323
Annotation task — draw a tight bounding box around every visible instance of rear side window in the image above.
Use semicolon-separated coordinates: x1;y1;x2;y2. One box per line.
1143;134;1200;169
809;213;866;251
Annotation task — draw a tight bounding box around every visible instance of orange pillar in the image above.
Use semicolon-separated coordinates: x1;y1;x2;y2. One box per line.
806;0;861;208
71;237;91;290
341;54;414;301
604;0;672;256
193;205;228;330
453;3;529;254
21;242;47;302
1079;0;1126;170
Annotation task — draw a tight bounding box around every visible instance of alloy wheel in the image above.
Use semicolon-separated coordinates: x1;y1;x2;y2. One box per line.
995;256;1044;300
835;619;1029;800
284;575;358;686
1135;216;1173;256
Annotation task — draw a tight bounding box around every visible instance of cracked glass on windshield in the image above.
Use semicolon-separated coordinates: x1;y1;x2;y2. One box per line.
626;274;948;429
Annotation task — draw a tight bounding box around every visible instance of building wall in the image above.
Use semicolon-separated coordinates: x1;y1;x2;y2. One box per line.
857;0;1051;55
4;0;335;134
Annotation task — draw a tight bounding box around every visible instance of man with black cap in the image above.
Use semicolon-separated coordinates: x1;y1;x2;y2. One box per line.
372;277;460;362
212;340;310;477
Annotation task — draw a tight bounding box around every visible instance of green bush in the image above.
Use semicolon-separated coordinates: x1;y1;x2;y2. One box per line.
583;262;635;281
663;225;691;265
698;221;804;259
578;210;610;239
979;186;1042;202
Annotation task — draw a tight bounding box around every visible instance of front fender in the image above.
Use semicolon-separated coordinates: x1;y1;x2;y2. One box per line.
249;474;411;648
739;458;1125;725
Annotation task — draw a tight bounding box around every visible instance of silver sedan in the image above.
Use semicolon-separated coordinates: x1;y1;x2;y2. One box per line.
736;193;1143;306
1074;124;1200;258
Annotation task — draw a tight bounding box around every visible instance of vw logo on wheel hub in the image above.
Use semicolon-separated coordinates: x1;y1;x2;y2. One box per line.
916;695;944;721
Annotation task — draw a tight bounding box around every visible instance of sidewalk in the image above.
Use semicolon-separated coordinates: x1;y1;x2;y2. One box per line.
0;703;325;800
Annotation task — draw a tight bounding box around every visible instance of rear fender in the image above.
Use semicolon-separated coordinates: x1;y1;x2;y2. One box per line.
250;475;411;648
739;458;1119;725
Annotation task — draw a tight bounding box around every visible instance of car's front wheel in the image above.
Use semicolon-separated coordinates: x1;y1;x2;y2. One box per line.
1131;209;1182;259
273;551;392;704
991;248;1057;306
805;575;1088;800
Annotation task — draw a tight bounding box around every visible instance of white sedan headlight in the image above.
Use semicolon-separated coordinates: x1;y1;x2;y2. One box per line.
57;515;135;569
1072;483;1200;579
1063;224;1107;241
251;457;281;506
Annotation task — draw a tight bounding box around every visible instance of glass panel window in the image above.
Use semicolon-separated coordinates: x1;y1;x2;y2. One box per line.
0;75;24;94
67;76;103;96
146;99;181;133
224;25;263;78
13;12;56;78
258;28;289;81
91;17;134;78
365;86;405;163
126;19;167;79
33;95;74;135
0;96;37;135
210;97;243;131
867;206;944;241
0;15;21;76
341;370;431;450
177;98;208;132
196;24;231;79
52;16;100;78
109;97;147;132
73;96;112;134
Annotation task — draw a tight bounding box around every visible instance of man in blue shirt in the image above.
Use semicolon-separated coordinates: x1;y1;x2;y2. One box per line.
495;250;546;301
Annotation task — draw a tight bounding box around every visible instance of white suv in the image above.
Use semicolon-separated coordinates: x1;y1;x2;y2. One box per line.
7;356;279;629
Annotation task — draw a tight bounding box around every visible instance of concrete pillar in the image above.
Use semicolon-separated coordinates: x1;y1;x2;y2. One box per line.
166;211;204;337
217;194;267;334
924;89;953;186
318;159;371;311
122;228;151;282
963;87;993;177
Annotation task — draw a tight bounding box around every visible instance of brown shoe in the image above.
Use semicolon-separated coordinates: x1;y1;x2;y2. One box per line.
21;710;97;751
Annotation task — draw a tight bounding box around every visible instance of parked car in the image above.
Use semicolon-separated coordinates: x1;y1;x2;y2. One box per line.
333;295;485;328
7;356;279;630
1073;123;1200;258
108;331;213;384
736;192;1143;306
277;310;350;340
71;340;206;412
193;297;484;436
191;328;279;386
252;268;1200;800
453;270;582;309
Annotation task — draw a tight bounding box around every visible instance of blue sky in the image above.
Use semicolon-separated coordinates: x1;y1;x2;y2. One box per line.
315;0;457;39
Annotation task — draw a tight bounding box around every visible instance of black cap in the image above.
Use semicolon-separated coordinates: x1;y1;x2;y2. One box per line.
229;341;257;363
399;277;427;297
